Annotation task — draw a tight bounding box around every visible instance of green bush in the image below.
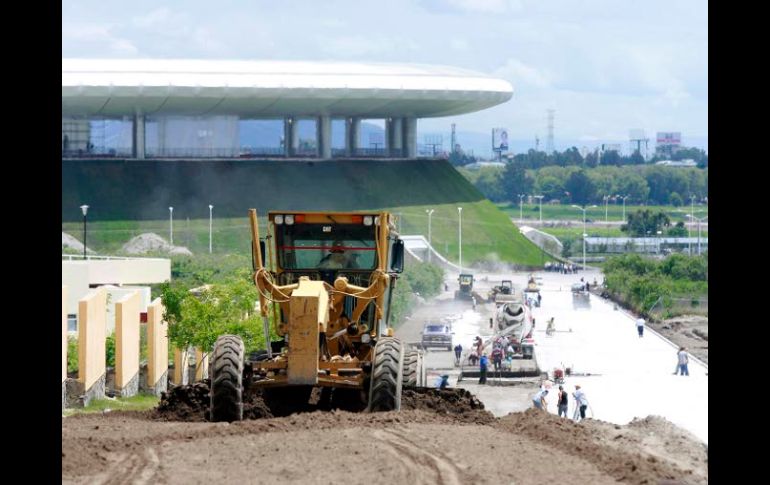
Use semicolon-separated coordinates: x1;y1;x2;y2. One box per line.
67;336;78;374
105;333;116;368
604;253;707;314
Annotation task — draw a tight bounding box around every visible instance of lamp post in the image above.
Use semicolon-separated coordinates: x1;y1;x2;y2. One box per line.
656;230;662;254
169;207;174;245
621;195;630;222
686;214;708;255
209;204;214;254
534;195;544;224
457;206;463;271
518;194;525;223
571;204;597;270
80;205;89;259
689;195;696;255
425;209;434;262
603;195;610;237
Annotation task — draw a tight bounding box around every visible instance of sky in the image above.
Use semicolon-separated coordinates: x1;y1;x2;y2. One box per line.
62;0;708;153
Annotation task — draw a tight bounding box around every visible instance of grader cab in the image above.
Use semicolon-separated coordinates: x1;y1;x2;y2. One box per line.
209;210;427;422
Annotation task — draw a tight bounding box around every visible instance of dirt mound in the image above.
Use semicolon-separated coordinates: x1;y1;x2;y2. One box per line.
153;381;492;424
62;232;94;254
498;408;707;484
401;387;493;424
153;380;273;422
121;233;193;256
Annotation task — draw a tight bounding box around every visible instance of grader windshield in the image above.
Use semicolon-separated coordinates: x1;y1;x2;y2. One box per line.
271;213;381;271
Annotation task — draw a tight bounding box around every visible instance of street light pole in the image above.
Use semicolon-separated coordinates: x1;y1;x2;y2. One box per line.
457;207;463;271
209;204;214;254
518;194;525;223
169;207;174;245
571;204;597;270
689;195;696;255
80;205;89;259
425;209;434;262
622;195;629;222
534;195;544;224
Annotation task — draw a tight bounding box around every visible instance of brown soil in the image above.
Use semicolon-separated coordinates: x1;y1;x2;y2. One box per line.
63;385;706;484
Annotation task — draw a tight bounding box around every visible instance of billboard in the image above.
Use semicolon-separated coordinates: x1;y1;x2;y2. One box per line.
656;132;681;146
492;128;509;152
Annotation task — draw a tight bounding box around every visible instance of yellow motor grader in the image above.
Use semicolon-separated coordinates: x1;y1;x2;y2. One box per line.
209;210;426;422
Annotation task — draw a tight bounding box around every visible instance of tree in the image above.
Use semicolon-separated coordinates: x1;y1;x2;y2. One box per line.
599;150;621;166
161;270;275;353
564;169;596;204
669;192;683;207
584;151;598;168
627;150;645;165
500;161;533;201
667;221;688;237
621;209;671;237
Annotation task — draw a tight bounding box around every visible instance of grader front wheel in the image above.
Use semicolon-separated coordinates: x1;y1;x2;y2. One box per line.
210;335;245;422
367;337;404;412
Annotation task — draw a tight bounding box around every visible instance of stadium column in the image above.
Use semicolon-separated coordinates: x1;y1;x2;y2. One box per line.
133;113;145;159
387;117;403;157
403;116;417;158
346;117;360;157
284;117;299;157
317;115;332;158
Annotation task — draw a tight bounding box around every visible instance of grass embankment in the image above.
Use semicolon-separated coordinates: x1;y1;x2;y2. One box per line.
63;158;546;266
498;203;708;223
62;200;547;267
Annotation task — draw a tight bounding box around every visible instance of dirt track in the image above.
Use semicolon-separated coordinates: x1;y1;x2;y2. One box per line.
62;384;707;484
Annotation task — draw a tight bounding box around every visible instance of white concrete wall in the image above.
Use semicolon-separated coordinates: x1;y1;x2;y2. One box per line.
62;258;169;318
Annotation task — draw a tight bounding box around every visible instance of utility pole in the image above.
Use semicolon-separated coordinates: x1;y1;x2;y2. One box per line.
425;209;434;262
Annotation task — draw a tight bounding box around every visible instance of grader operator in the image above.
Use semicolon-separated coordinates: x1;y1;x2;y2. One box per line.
209;210;426;422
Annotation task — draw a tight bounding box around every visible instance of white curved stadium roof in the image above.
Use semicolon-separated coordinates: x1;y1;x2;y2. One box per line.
62;59;513;118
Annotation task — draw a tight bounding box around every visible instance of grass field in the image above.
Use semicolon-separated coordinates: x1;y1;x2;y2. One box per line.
498;203;708;223
62;394;159;416
63;200;549;267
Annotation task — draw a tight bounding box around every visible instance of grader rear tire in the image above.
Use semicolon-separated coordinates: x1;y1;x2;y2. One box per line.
210;335;244;422
402;348;426;388
368;337;404;412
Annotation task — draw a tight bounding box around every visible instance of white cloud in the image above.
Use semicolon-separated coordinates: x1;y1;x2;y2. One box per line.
493;58;551;89
62;22;138;55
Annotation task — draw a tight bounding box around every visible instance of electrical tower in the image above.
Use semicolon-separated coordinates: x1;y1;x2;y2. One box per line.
535;135;540;151
546;109;555;153
451;124;457;153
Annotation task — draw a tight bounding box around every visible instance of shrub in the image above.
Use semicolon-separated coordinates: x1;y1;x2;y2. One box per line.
67;336;78;374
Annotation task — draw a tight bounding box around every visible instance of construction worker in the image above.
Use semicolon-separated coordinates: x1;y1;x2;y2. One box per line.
318;240;358;269
557;385;568;417
478;353;489;384
453;343;463;366
491;346;503;371
636;317;645;338
573;385;588;421
532;387;549;411
677;347;690;376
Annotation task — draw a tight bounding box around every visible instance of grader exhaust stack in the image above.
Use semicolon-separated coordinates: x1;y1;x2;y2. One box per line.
209;210;425;422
